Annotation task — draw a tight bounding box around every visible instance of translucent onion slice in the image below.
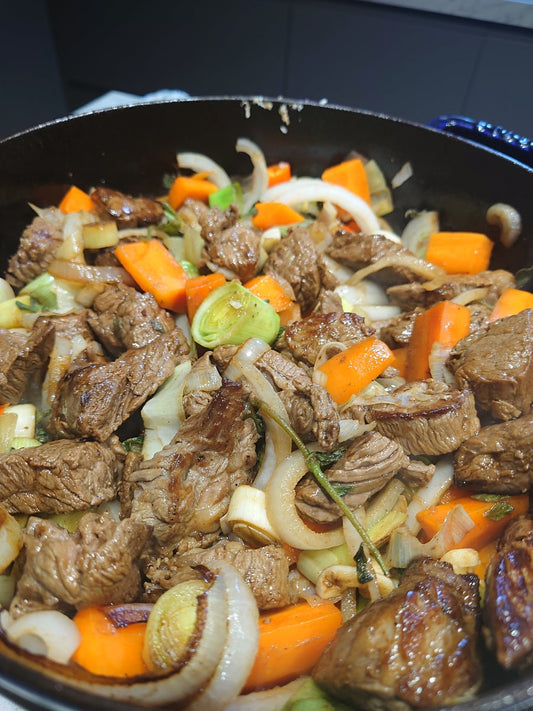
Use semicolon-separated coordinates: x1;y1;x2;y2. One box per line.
236;138;269;213
225;339;292;490
346;253;446;285
61;570;229;706
1;610;81;665
404;456;454;535
262;178;381;235
265;450;344;550
486;202;522;247
188;561;259;711
177;152;231;188
48;260;136;286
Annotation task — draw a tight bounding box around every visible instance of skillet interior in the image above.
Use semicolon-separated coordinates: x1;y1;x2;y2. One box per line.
0;96;532;711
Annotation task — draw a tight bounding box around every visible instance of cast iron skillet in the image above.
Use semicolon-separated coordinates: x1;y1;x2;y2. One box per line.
0;96;532;711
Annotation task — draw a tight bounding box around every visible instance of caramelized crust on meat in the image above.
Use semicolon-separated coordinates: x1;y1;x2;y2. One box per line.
313;557;482;709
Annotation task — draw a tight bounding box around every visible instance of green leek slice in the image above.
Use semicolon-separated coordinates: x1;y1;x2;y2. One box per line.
191;280;280;349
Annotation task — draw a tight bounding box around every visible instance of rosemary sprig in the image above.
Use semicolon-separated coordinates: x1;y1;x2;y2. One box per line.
256;400;389;576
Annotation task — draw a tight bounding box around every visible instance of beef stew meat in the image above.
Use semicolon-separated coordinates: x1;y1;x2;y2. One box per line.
313;557;483;710
1;128;533;711
483;514;533;671
48;328;190;441
455;414;533;494
448;309;533;421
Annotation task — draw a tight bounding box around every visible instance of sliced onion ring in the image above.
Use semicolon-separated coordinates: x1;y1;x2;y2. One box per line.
236;137;269;214
263;178;381;235
265;450;344;550
48;260;136;286
177;152;231;188
187;561;259;710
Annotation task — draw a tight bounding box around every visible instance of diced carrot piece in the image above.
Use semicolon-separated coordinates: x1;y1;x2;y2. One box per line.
252;202;304;231
405;300;470;381
58;185;95;213
115;239;189;312
243;600;343;692
267;161;291;187
489;287;533;322
322;158;371;205
167;175;218;210
317;336;395;405
185;272;226;321
244;274;293;313
425;232;493;275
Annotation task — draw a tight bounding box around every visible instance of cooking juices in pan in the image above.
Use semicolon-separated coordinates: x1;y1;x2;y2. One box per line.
0;99;532;710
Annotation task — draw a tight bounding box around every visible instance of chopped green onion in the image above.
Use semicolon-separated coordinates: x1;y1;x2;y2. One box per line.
191;281;280;349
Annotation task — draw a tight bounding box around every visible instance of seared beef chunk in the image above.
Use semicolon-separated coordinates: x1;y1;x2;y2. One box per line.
90;186;163;228
295;431;409;525
146;539;295;611
378;307;422;348
263;225;338;315
448;309;533;421
326;230;429;286
398;457;435;488
6;207;65;289
128;381;259;553
387;270;515;311
0;318;54;405
182;352;222;418
0;438;123;514
483;514;533;670
49;329;189;441
195;202;261;282
455;414;533;494
315;289;343;314
9;513;151;619
313;557;482;709
367;379;480;456
256;349;339;450
87;283;176;356
284;312;375;367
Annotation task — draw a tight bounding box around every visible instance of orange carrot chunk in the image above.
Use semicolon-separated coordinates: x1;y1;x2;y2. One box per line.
167;175;218;210
425;231;493;274
405;300;470;382
322;158;371;205
416;493;529;551
115;239;189;312
317;336;395;405
489;287;533;322
390;346;408;378
185;272;226;321
243;600;343;692
58;185;95;213
251;202;304;231
267;161;291;187
72;605;149;677
244;274;293;313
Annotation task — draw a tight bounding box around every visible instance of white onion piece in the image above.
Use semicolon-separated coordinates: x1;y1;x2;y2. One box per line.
347;254;445;286
177;152;231;188
236;138;269;213
404;456;454;535
401;210;439;256
188;562;259;711
227;678;308;711
63;572;229;706
391;161;413;188
225;339;292;490
48;260;136;286
428;342;458;386
387;505;474;568
0;505;23;573
0;278;15;304
2;610;81;665
451;287;489;306
486;202;522;247
338;418;375;442
265;451;344;550
262;178;380;236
